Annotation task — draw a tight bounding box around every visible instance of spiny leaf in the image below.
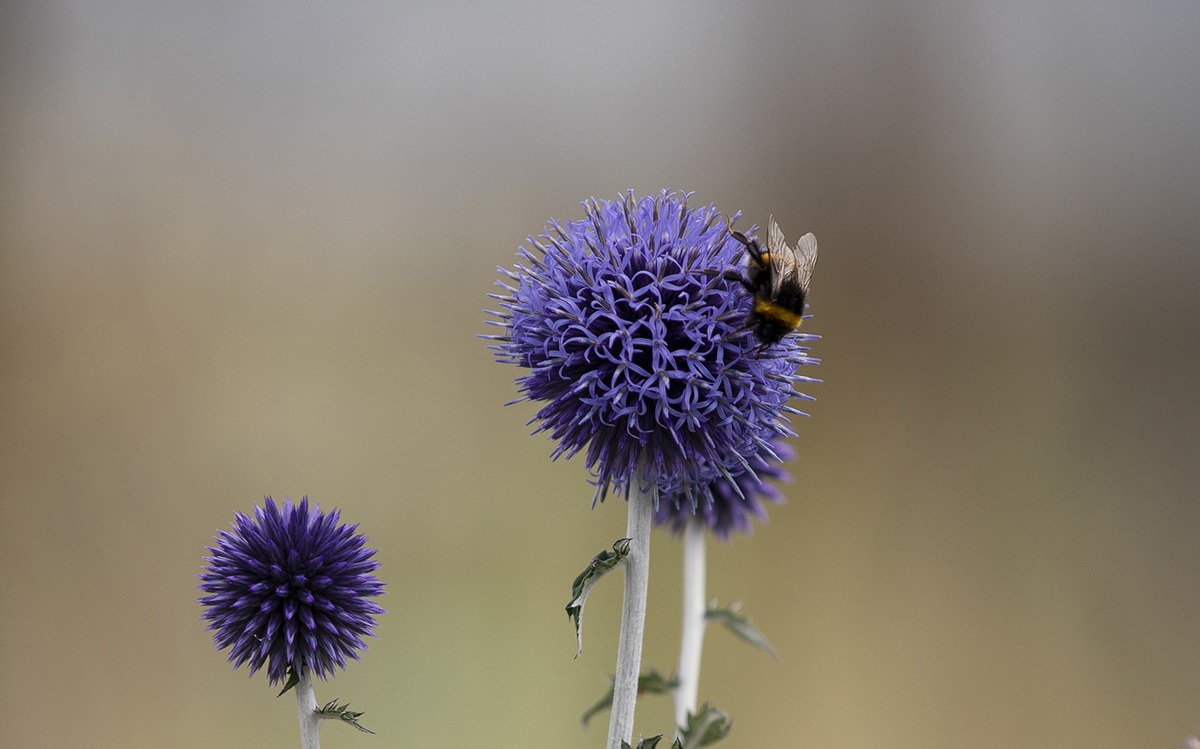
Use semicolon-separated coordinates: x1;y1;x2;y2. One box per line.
622;735;681;749
566;538;632;657
316;698;375;734
276;665;301;697
679;702;732;748
581;668;679;726
705;600;778;660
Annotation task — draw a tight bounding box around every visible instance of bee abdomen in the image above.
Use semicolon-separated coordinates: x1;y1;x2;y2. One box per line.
752;298;803;330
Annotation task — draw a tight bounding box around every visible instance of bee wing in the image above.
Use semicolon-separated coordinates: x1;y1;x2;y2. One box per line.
764;216;795;297
792;231;818;292
766;215;788;262
766;216;819;297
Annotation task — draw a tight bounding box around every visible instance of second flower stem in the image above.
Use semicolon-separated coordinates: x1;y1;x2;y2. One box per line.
674;518;707;732
607;482;654;749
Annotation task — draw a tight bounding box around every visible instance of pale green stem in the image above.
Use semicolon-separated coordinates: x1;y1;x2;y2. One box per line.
674;519;707;733
295;669;320;749
606;481;654;749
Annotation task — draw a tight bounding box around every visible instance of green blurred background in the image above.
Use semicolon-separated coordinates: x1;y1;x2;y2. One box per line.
2;2;1198;747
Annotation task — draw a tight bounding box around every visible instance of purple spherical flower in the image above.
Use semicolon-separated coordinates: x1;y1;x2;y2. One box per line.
198;496;385;685
488;190;817;504
655;438;794;540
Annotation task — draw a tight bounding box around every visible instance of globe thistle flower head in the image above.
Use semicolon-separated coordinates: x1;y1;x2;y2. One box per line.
488;189;818;504
655;438;794;540
198;496;385;685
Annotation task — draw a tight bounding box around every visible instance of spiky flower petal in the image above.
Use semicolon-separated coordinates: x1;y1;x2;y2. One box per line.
655;439;793;539
198;496;385;685
487;190;817;508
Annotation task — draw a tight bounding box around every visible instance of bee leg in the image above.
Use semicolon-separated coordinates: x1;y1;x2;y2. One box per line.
695;267;753;291
727;227;767;265
722;269;755;292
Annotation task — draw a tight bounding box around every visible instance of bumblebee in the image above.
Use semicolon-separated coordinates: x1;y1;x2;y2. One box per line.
728;216;818;345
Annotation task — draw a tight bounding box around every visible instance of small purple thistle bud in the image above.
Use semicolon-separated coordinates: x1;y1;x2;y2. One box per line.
198;496;385;685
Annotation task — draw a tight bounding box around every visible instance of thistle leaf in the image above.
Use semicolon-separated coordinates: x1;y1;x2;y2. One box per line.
622;735;681;749
679;702;732;748
276;665;301;697
581;668;679;726
566;538;632;656
316;698;375;734
705;600;778;660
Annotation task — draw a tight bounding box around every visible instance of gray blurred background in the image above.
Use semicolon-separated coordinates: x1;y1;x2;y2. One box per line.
2;1;1199;747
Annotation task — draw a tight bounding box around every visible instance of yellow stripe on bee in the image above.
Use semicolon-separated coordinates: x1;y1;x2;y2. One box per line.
753;299;802;328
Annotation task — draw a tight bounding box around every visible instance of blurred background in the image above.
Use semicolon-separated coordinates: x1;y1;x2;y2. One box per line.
2;1;1198;747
